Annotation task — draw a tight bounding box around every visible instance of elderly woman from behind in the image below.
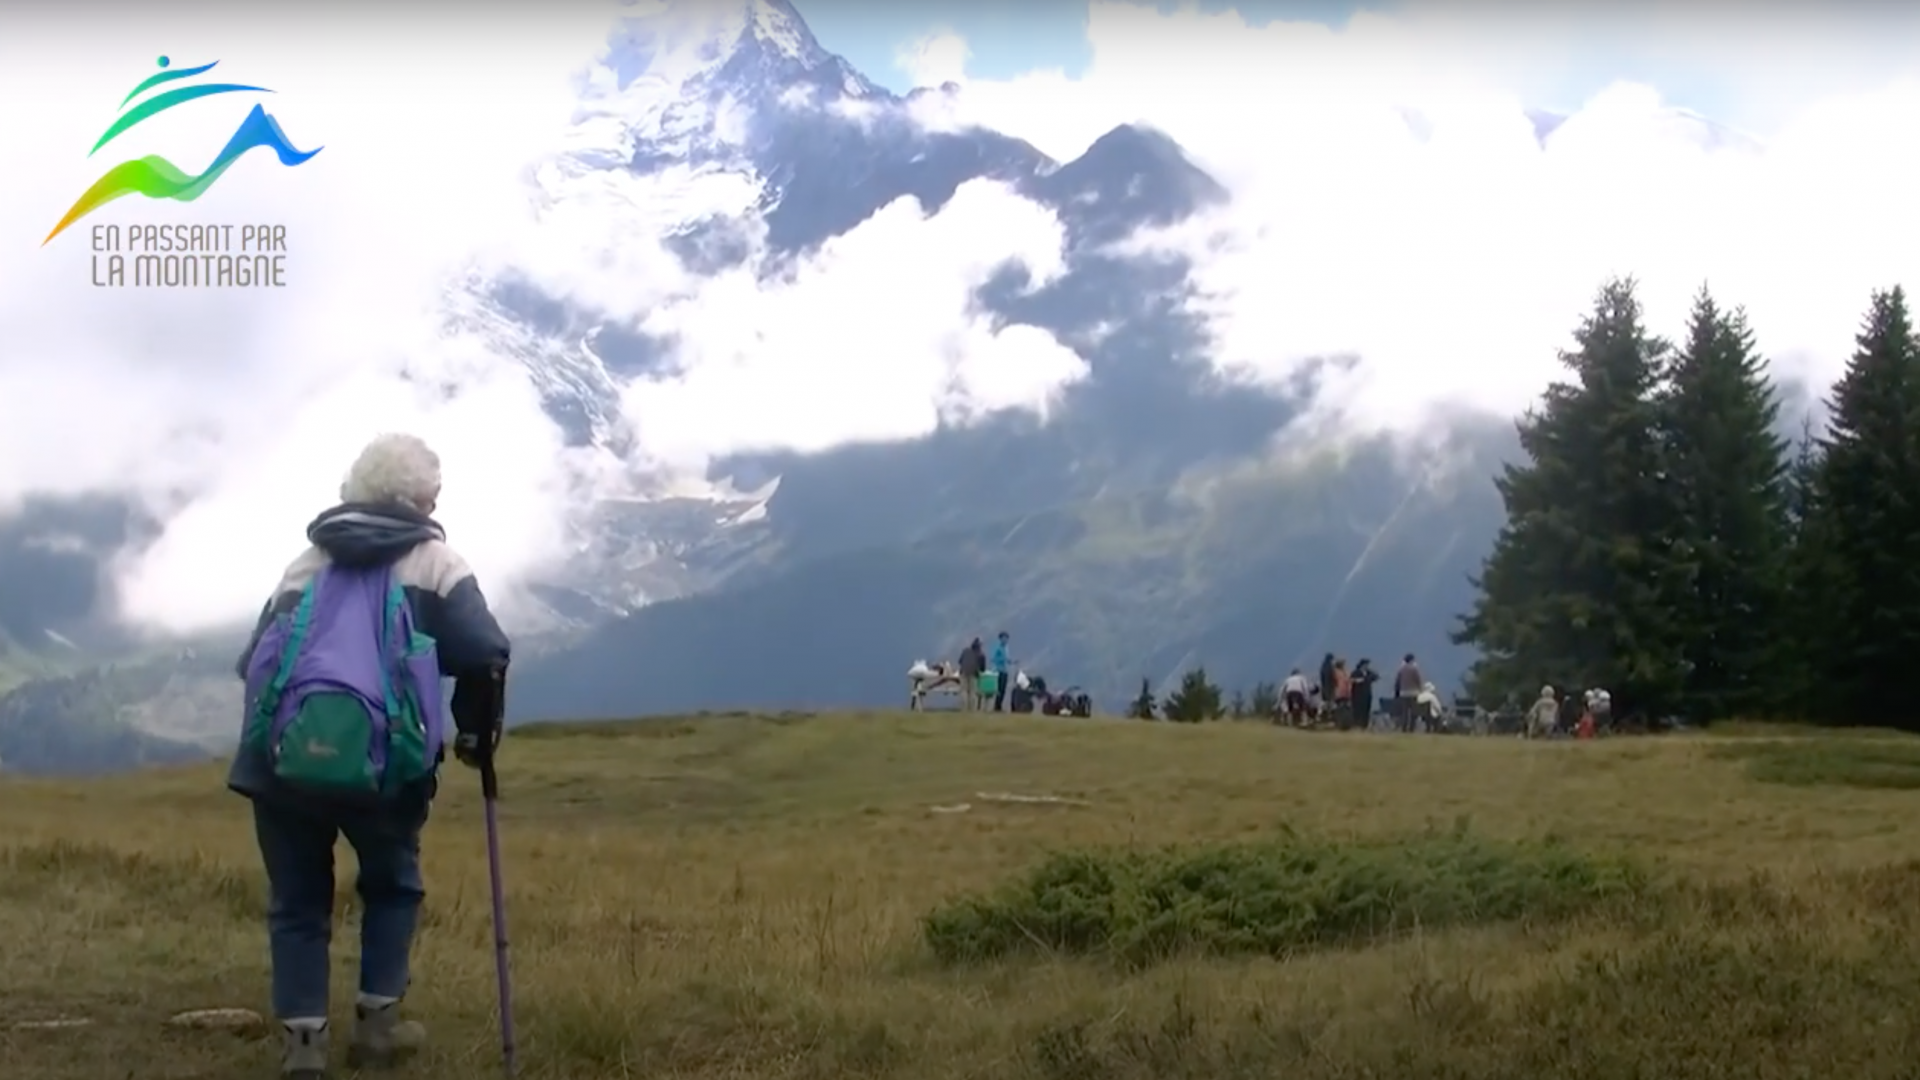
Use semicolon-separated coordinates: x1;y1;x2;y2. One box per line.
227;433;512;1079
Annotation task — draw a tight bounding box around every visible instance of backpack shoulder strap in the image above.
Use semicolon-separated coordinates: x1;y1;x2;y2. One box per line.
268;574;321;697
252;571;321;726
374;568;404;718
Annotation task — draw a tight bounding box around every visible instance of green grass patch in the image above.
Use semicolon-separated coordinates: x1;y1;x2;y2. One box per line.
1708;738;1920;790
1018;900;1920;1080
0;839;263;924
922;826;1653;967
1705;720;1918;740
513;712;817;741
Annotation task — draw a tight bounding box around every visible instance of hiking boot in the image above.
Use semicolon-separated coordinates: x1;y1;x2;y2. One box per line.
281;1021;330;1079
346;1001;426;1069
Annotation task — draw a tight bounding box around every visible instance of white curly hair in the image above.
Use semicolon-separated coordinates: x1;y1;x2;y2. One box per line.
340;433;442;513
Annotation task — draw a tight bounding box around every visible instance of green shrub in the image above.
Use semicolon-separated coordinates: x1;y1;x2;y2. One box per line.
923;826;1651;967
1162;668;1224;723
1707;738;1920;790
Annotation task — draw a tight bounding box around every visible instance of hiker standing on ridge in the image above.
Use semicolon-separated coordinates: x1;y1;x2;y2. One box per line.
1393;654;1423;732
958;637;986;711
226;433;512;1080
1351;658;1379;730
1527;686;1559;739
1281;668;1312;726
990;631;1012;712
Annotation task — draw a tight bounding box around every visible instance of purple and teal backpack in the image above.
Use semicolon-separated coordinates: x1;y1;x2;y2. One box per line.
242;564;448;801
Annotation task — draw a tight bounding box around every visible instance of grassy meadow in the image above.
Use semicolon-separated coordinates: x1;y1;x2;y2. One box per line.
5;712;1920;1078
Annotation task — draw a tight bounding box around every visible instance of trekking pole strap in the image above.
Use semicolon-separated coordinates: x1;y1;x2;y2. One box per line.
479;752;501;801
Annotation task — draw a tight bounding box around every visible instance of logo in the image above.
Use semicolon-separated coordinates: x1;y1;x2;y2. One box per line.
48;55;321;289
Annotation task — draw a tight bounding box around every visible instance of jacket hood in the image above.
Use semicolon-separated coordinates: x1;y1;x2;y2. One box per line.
306;502;446;568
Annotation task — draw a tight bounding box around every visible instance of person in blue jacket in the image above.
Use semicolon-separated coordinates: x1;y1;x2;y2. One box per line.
990;631;1012;711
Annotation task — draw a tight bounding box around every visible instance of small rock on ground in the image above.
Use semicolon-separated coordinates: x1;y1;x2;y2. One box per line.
167;1008;264;1033
12;1018;92;1031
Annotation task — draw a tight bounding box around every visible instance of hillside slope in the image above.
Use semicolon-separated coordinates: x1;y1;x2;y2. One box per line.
514;431;1508;718
2;714;1916;1079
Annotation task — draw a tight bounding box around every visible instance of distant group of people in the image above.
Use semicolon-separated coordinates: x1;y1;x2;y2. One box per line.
936;632;1089;716
1278;653;1627;740
1523;684;1613;739
1269;651;1627;740
955;631;1013;711
1274;652;1433;729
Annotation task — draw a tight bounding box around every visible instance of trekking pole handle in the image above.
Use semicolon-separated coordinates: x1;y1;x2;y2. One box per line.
467;664;508;801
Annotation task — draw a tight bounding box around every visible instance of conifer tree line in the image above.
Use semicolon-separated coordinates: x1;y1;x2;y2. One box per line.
1454;277;1920;729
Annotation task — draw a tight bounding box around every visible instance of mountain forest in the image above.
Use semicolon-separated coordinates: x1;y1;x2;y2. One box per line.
1454;276;1920;730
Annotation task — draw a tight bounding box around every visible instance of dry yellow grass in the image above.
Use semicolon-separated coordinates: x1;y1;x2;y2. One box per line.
4;712;1920;1079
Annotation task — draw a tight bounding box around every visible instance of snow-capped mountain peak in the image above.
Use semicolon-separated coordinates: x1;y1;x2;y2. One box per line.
572;0;882;173
741;0;818;64
600;0;875;104
458;0;1236;629
613;0;811;69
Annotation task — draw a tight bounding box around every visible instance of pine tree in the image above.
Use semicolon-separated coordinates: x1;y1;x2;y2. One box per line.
1126;678;1158;720
1813;287;1920;726
1454;278;1691;714
1248;680;1280;719
1228;688;1248;719
1659;288;1790;721
1163;667;1224;723
1777;416;1842;719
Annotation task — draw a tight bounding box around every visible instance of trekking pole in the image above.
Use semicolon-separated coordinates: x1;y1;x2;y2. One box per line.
475;669;517;1078
480;747;516;1076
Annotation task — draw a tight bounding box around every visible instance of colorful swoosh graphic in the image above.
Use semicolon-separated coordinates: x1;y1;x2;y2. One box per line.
93;81;273;155
43;55;321;246
44;102;321;246
119;58;218;108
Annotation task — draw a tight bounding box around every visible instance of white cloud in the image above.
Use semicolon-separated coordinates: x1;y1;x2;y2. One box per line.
492;6;1089;475
112;358;572;633
618;181;1086;471
0;2;621;634
919;2;1920;443
896;29;972;89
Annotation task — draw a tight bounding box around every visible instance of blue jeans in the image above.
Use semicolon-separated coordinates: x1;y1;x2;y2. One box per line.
252;793;429;1019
